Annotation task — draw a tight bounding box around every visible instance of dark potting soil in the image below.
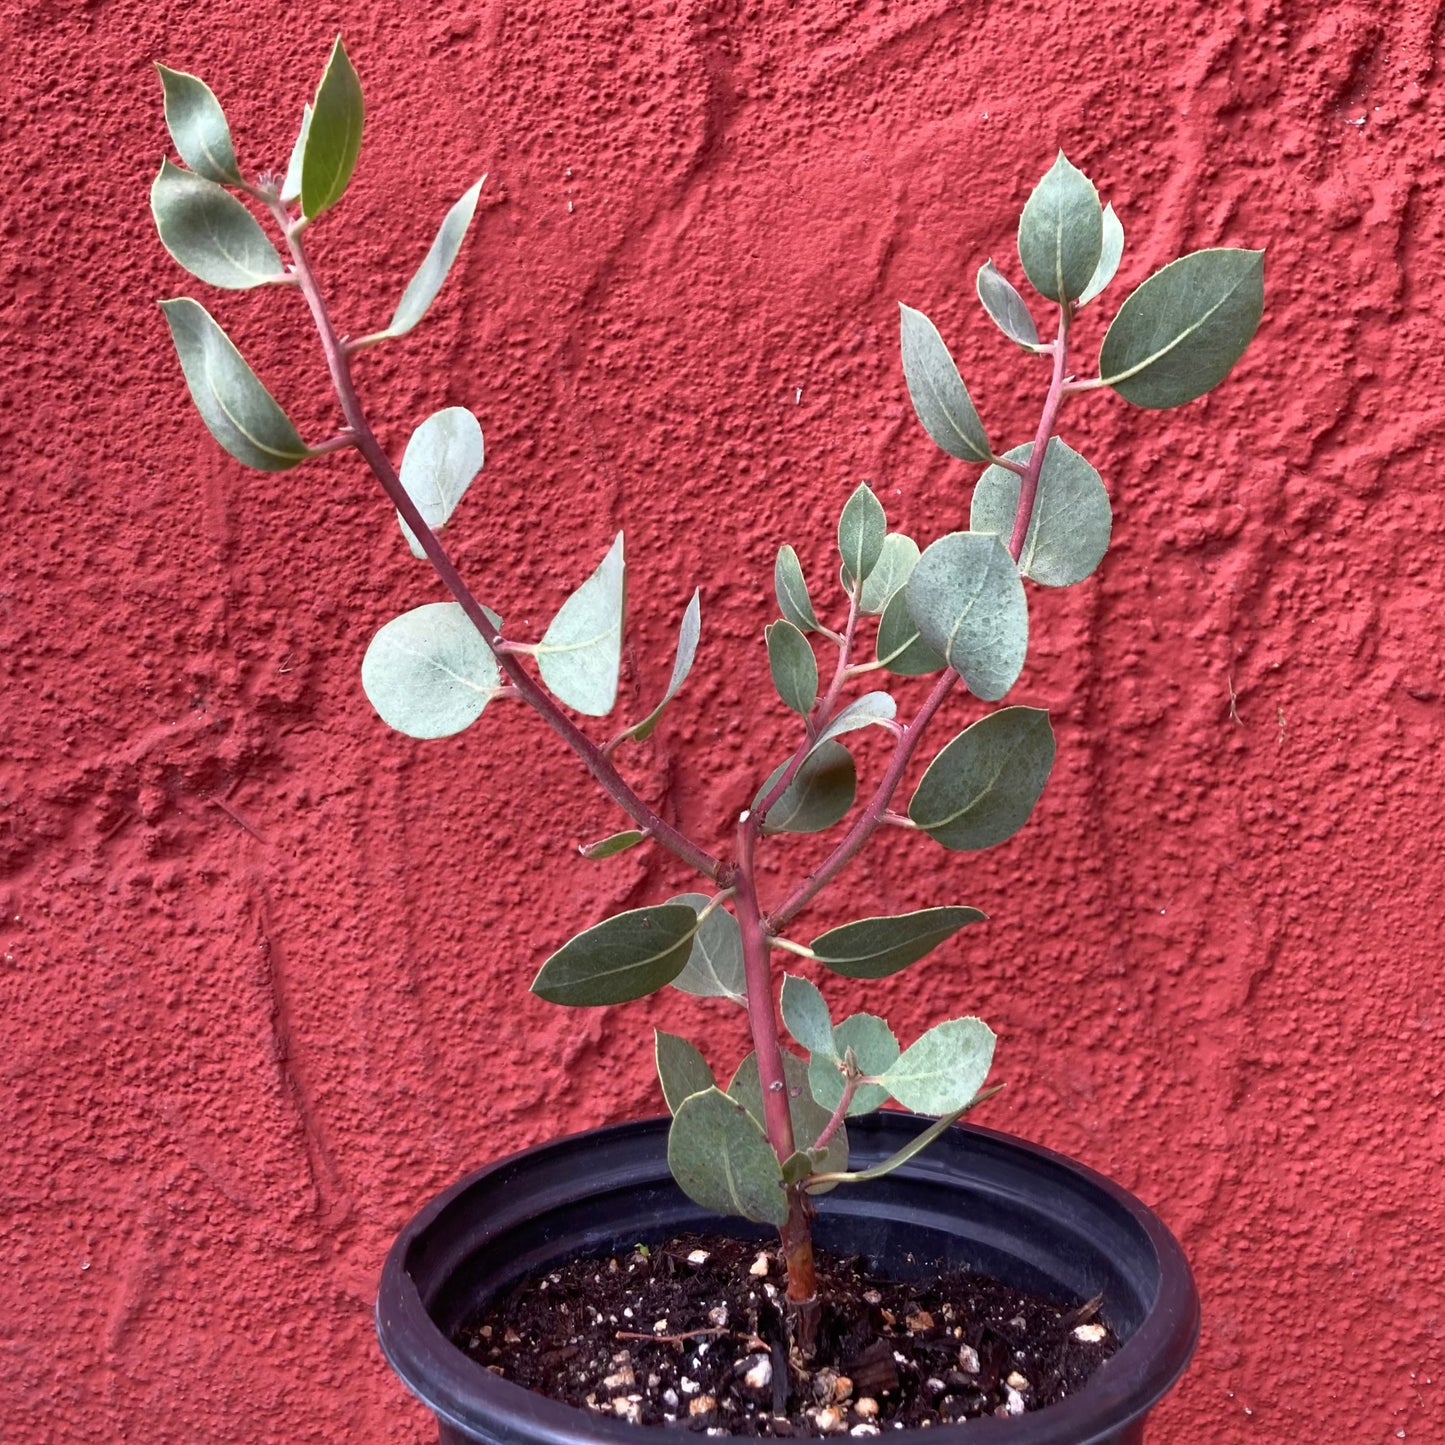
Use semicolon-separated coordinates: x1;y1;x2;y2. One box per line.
456;1233;1118;1435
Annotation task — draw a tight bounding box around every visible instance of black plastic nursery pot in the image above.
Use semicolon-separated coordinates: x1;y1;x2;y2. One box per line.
377;1115;1199;1445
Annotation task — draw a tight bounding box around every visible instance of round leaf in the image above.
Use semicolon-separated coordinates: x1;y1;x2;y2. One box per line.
155;65;241;184
301;36;365;221
666;893;746;1005
810;907;986;981
909;706;1055;851
880;1017;997;1115
159;298;310;472
1099;248;1265;409
383;178;486;340
898;305;992;464
361;601;500;739
728;1051;847;1180
780;974;838;1061
766;620;819;716
876;587;945;677
775;545;819;632
151;161;286;290
655;1030;716;1114
905;532;1029;701
755;740;856;835
398;407;484;558
858;533;920;616
976;260;1041;351
970;439;1112;588
1078;203;1124;307
531;904;701;1007
1017;152;1103;304
808;1014;899;1118
536;533;626;716
838;483;887;586
668;1088;789;1226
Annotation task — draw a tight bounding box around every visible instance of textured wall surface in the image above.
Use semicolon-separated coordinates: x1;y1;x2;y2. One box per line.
3;0;1442;1440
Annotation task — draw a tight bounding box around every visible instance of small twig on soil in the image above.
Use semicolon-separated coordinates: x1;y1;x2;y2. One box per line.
615;1326;731;1346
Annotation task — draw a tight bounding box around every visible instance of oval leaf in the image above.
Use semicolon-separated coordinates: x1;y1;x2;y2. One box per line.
655;1030;716;1114
906;532;1029;701
858;533;920;616
781;974;838;1061
970;439;1112;588
361;601;500;739
775;545;819;632
667;893;746;1005
766;620;819;716
536;533;626;716
899;305;992;464
976;260;1041;350
876;587;945;677
909;706;1055;851
301;36;365;221
159;297;310;472
1099;248;1265;409
838;483;886;586
280;105;313;205
531;904;700;1007
755;740;856;835
728;1051;847;1181
151;160;285;290
811;907;987;981
398;406;485;558
155;65;241;184
620;590;701;743
815;692;896;747
579;829;645;860
669;1088;789;1226
1017;152;1102;304
808;1013;899;1118
880;1017;996;1115
382;178;486;340
1078;203;1124;307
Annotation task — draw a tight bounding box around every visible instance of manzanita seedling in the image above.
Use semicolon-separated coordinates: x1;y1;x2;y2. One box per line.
151;40;1263;1349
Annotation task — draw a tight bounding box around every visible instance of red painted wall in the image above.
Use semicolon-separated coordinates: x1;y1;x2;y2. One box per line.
4;0;1442;1440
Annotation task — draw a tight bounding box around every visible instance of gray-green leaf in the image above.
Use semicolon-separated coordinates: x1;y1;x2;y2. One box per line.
397;406;484;558
159;297;310;472
381;178;486;340
970;439;1112;588
906;532;1029;701
668;1088;789;1226
808;1014;899;1118
815;692;896;747
531;904;701;1007
766;620;819;716
155;65;241;184
729;1051;847;1181
876;588;945;677
619;590;701;743
976;261;1041;351
880;1017;996;1115
579;829;645;860
838;483;887;587
667;893;746;1005
808;1094;1001;1186
1098;248;1265;409
858;533;920;616
360;601;500;739
780;974;838;1061
1078;203;1124;307
655;1030;716;1114
536;533;626;716
1017;152;1103;304
810;907;986;981
755;740;856;835
280;105;313;205
775;545;819;632
909;706;1055;851
898;305;992;464
301;36;364;221
151;160;286;290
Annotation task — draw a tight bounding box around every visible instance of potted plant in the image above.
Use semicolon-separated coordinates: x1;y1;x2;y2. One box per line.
149;37;1263;1444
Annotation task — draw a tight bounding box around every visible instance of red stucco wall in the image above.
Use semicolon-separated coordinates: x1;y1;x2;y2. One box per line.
4;0;1442;1440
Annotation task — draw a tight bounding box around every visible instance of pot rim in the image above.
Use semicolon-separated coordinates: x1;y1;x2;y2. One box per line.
377;1116;1199;1445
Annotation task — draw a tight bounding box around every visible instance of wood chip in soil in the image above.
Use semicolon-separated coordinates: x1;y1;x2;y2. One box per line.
455;1233;1118;1435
